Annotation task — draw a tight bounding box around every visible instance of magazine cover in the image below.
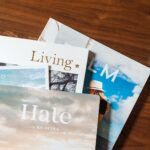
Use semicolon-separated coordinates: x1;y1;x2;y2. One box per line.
0;85;99;150
0;35;89;93
0;66;49;89
39;18;150;149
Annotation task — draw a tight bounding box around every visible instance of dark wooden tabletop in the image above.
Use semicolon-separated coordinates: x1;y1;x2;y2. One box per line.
0;0;149;149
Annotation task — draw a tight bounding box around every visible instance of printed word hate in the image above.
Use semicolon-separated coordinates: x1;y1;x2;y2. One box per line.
21;104;72;125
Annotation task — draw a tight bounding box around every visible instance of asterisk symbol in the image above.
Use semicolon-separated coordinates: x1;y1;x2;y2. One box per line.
75;64;80;68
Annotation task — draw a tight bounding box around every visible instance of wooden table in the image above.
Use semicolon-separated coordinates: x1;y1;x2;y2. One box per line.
0;0;149;149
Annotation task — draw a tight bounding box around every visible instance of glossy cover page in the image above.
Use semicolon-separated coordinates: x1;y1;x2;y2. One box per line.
39;18;150;149
0;85;99;150
0;35;89;93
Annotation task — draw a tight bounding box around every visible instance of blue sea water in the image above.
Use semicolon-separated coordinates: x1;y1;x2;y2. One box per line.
0;68;46;88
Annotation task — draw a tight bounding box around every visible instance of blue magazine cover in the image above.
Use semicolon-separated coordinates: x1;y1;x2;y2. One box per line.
39;18;150;149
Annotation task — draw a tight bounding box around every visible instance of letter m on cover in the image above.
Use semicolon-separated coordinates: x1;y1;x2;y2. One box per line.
100;64;119;82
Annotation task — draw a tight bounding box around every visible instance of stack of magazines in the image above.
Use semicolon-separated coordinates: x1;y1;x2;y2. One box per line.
0;18;149;150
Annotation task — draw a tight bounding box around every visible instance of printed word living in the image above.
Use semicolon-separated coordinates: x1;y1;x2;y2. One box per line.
30;50;74;71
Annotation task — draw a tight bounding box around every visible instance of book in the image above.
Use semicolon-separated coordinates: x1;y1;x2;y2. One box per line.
0;85;99;150
0;35;89;93
39;18;150;149
0;66;49;89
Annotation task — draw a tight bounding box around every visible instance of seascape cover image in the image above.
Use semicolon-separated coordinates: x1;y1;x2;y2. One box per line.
0;85;99;150
0;66;49;89
39;18;150;149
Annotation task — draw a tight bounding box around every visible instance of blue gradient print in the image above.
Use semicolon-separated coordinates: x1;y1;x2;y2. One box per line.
84;60;136;109
84;59;137;144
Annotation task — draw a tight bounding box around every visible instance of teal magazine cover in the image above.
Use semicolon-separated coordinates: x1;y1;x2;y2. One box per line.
39;18;150;149
0;85;99;150
0;66;49;89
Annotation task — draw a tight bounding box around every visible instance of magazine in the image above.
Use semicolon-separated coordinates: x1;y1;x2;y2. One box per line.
0;66;49;89
0;85;99;150
39;18;150;149
0;35;89;93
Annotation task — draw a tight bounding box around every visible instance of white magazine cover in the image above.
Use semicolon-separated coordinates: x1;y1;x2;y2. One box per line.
39;18;150;149
0;85;100;150
0;35;89;93
0;65;49;89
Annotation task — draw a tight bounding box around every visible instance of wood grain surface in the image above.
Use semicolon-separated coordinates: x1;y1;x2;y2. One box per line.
0;0;149;149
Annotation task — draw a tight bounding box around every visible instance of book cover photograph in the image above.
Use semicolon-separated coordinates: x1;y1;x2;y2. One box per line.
0;66;49;89
39;18;150;149
0;85;99;150
0;35;89;93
